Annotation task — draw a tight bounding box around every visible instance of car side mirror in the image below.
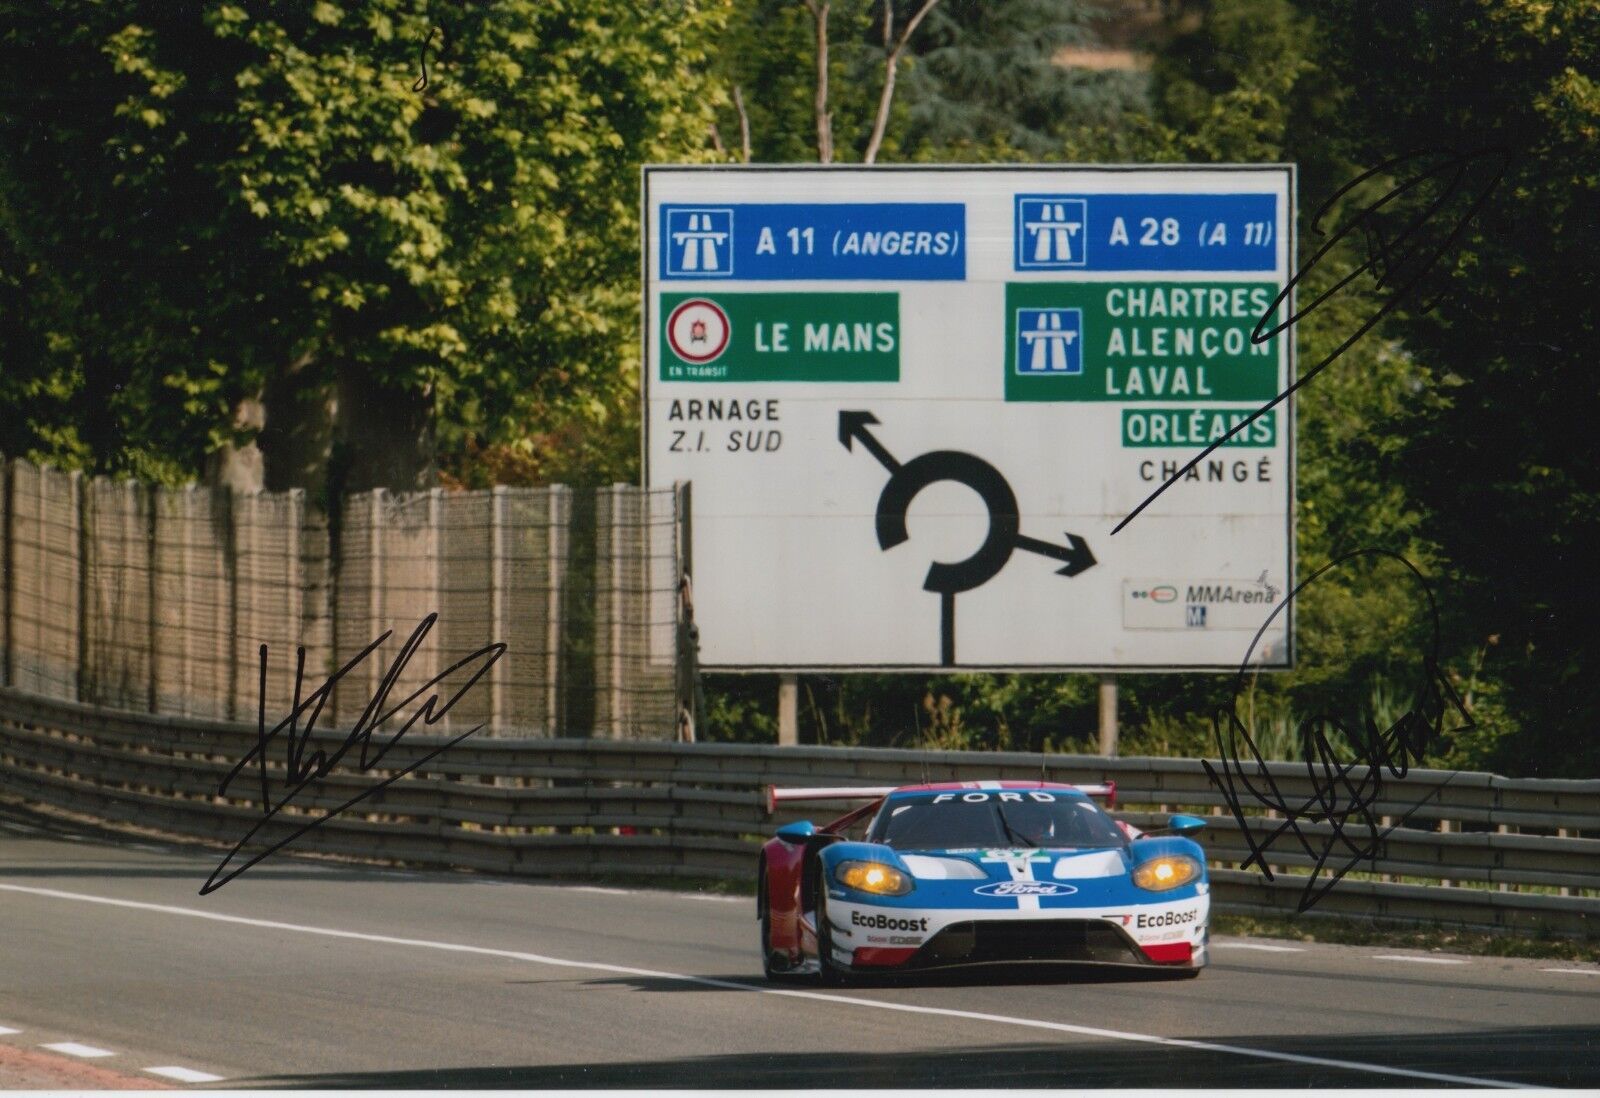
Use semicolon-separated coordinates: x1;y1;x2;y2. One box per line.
1167;814;1206;836
775;821;817;843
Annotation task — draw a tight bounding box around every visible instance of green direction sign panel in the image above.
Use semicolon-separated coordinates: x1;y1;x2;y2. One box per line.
1121;408;1277;448
1004;281;1282;402
661;292;899;382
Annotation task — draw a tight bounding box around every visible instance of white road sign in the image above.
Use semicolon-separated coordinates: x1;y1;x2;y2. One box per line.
643;166;1295;671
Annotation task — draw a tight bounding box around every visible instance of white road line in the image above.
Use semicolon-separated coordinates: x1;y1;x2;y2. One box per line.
42;1042;115;1058
1213;942;1304;953
144;1066;224;1083
0;1025;20;1035
570;885;631;895
1373;954;1469;965
0;882;1525;1090
1540;967;1600;976
678;893;745;903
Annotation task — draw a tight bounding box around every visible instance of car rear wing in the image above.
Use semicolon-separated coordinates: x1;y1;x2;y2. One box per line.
764;781;1117;816
1076;782;1118;807
764;786;896;815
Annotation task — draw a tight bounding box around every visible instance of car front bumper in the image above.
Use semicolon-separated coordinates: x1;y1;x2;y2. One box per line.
828;892;1210;972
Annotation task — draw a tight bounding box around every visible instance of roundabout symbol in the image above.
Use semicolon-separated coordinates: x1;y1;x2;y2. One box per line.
839;410;1096;665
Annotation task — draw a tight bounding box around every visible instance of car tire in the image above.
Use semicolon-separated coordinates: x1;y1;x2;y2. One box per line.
814;885;847;985
758;868;789;981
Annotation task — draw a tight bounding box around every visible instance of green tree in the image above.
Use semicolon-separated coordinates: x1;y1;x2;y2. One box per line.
0;0;724;492
898;0;1141;160
1313;0;1600;775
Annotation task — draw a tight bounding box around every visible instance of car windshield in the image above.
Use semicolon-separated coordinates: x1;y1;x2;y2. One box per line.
868;791;1127;850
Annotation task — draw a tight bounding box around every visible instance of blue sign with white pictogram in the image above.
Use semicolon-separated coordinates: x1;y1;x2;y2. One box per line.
1014;308;1083;376
1014;193;1278;272
665;208;735;277
1015;198;1088;269
660;203;964;281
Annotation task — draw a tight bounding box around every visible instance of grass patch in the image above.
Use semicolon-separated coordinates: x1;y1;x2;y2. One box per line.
1215;912;1600;962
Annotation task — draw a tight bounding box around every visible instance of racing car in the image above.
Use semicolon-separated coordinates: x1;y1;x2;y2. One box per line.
757;781;1209;981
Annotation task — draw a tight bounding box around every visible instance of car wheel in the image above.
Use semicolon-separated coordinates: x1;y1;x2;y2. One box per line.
814;886;847;985
758;870;787;981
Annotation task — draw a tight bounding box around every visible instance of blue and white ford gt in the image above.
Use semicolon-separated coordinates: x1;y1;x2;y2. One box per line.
758;781;1209;980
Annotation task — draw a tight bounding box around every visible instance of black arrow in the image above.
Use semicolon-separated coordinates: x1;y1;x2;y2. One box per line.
1014;531;1097;577
838;410;900;473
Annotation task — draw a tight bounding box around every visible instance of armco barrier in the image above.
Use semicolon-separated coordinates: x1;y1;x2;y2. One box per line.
1;686;1596;937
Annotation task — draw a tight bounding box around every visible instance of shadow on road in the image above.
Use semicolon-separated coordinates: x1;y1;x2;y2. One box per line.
232;1025;1598;1089
533;962;1199;993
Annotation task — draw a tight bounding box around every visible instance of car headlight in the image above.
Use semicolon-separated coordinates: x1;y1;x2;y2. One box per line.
1132;854;1202;892
834;860;914;896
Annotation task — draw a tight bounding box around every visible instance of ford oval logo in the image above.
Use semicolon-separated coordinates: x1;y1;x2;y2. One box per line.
973;881;1077;897
1150;585;1178;603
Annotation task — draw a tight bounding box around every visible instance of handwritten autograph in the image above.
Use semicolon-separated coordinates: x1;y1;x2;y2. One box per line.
413;25;445;93
1204;549;1475;911
1113;146;1510;534
200;614;505;895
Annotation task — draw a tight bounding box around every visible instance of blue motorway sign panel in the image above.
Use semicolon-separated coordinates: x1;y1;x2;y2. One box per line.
659;202;965;281
1013;193;1278;272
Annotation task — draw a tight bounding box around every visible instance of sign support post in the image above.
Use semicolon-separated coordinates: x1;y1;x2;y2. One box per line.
1098;674;1118;757
777;674;798;745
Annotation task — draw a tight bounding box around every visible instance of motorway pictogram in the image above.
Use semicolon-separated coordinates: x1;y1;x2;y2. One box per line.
839;410;1095;665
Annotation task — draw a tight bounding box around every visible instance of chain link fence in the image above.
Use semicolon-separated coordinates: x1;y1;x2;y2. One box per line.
0;456;692;738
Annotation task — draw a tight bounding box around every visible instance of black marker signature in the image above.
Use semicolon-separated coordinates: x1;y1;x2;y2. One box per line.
413;25;444;93
1203;549;1475;911
1114;147;1510;534
200;613;505;895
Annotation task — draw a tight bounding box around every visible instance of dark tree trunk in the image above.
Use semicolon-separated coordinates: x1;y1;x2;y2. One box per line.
259;357;336;497
333;366;436;493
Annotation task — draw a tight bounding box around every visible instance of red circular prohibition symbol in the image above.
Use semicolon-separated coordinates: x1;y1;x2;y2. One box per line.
666;298;731;364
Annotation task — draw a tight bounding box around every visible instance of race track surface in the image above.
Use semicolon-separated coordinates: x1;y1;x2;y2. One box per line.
1;809;1595;1089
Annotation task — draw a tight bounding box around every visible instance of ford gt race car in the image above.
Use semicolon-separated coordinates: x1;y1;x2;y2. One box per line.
757;781;1210;981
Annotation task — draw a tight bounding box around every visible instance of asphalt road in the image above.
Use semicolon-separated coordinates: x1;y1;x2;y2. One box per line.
1;808;1596;1089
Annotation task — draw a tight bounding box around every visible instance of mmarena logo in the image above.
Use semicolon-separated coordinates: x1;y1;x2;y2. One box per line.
1136;908;1199;928
851;911;929;932
973;881;1077;897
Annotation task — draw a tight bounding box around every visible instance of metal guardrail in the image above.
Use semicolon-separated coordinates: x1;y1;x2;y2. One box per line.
1;686;1596;937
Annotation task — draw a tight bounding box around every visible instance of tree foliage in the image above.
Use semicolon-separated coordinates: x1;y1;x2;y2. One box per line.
1312;0;1600;774
0;0;723;490
4;0;1594;775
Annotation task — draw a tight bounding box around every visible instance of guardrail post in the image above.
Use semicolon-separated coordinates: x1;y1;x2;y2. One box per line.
1439;817;1453;888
